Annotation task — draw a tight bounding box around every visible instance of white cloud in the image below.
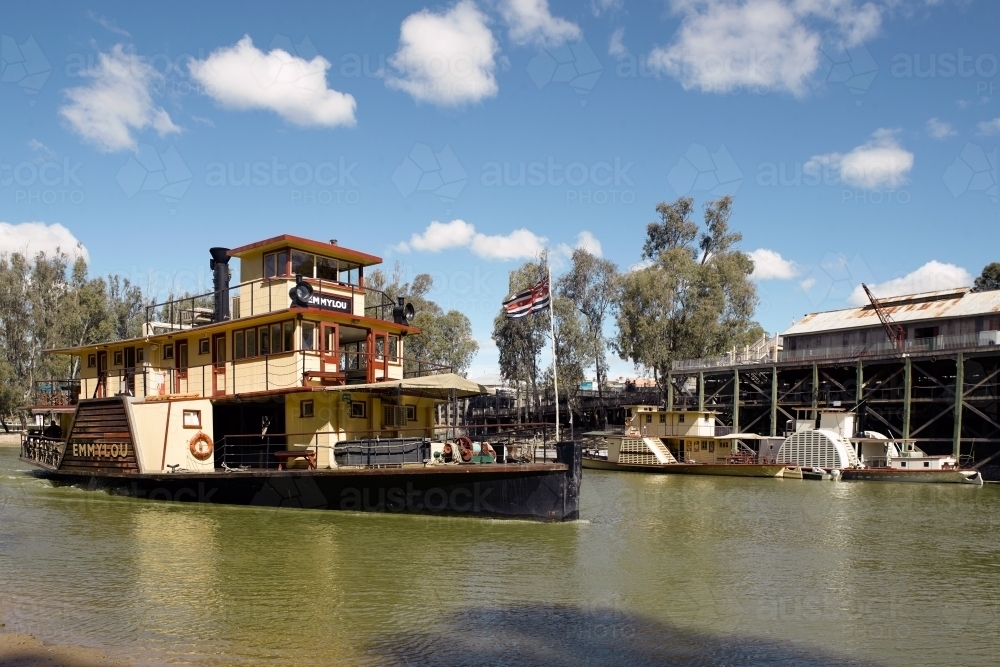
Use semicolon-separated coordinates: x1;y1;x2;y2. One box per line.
977;118;1000;135
0;222;89;261
748;248;800;280
799;276;816;291
647;0;883;97
591;0;624;16
926;117;956;139
87;10;131;37
189;36;356;128
608;27;627;57
59;44;180;153
846;260;972;305
805;128;913;189
386;1;500;107
574;231;603;257
499;0;582;47
394;219;563;261
394;219;476;253
471;228;548;261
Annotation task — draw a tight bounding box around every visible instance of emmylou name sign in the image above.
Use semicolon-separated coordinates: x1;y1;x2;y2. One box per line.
70;442;131;459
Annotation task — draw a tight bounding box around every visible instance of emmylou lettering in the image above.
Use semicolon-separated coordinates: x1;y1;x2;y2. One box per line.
71;442;130;458
308;293;352;313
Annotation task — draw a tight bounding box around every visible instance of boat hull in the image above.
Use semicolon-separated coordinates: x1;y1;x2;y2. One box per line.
582;457;785;478
840;468;983;485
27;444;583;521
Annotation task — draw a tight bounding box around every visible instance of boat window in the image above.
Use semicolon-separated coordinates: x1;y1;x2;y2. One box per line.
271;323;283;353
301;322;316;351
678;413;685;423
234;331;245;359
316;256;338;281
645;414;652;424
351;401;366;418
177;342;188;370
923;461;929;467
283;321;294;353
163;344;174;360
259;327;270;355
246;328;257;357
659;414;665;423
291;251;314;278
87;354;96;367
389;335;399;362
300;400;314;419
277;251;288;276
264;253;276;278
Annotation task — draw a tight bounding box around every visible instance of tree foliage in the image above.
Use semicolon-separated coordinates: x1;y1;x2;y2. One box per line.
615;196;763;389
367;261;479;376
492;256;550;416
0;249;144;426
972;262;1000;292
557;248;619;424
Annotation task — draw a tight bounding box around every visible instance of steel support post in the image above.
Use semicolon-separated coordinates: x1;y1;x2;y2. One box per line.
903;356;912;440
733;368;740;433
856;360;863;404
667;372;674;411
953;352;964;459
770;365;778;437
811;363;819;420
698;372;705;413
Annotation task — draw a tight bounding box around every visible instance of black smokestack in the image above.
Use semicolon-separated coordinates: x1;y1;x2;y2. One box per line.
210;247;231;322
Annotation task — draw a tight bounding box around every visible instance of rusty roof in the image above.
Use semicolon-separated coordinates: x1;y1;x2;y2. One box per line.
783;287;1000;336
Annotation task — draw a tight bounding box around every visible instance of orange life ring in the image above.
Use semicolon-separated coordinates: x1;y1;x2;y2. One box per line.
189;432;214;460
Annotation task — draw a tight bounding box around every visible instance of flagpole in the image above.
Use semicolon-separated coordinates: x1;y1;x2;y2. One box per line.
548;265;560;443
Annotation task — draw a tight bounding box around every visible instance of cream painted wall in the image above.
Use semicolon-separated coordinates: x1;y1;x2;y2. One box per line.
129;398;215;472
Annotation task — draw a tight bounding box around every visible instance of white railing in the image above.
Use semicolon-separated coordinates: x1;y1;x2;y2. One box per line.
671;334;782;371
672;331;997;371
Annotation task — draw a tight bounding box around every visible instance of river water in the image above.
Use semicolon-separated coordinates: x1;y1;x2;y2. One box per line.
1;446;997;666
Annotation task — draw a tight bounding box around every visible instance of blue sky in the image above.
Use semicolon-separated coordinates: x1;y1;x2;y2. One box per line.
2;0;998;378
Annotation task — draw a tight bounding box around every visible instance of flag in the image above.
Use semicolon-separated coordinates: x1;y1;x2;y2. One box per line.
502;278;551;319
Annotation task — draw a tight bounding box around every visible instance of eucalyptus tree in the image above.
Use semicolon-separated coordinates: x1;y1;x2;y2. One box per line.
367;261;478;376
615;196;762;395
972;263;1000;292
557;248;619;426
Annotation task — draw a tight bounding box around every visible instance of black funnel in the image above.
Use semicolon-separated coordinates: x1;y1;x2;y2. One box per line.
209;247;231;322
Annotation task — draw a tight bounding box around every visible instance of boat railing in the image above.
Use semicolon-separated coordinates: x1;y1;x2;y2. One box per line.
213;423;565;470
76;348;453;401
144;277;400;333
30;379;81;407
20;432;64;468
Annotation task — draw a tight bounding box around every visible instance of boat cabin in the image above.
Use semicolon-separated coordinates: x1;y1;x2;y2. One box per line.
624;405;742;463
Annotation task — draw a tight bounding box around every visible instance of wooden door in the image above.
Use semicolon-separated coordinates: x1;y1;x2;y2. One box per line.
124;346;136;395
321;323;339;372
373;332;389;381
96;351;108;398
212;333;227;396
174;339;188;393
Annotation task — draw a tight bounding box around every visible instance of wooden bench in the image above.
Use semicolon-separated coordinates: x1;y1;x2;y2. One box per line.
303;371;347;386
274;449;317;470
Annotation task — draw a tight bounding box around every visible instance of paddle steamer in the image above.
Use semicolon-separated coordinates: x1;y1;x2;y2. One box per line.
20;235;580;520
581;405;787;477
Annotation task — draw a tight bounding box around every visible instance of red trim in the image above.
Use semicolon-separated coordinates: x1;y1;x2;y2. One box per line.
227;234;382;266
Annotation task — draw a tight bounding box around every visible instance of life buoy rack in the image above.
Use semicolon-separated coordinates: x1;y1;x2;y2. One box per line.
189;431;214;461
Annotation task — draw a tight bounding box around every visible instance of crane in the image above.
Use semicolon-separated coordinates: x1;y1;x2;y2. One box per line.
862;283;906;353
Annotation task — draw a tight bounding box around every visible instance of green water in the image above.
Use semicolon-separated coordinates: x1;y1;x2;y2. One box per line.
1;447;998;666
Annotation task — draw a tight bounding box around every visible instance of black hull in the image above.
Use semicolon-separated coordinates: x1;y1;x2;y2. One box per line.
31;442;583;521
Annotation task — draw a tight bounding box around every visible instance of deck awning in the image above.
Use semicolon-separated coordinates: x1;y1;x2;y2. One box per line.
715;433;773;440
323;373;491;398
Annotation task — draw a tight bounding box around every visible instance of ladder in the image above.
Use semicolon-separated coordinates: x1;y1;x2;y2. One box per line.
643;437;679;464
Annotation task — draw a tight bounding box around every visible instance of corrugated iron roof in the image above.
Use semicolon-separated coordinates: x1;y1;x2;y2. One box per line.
783;288;1000;336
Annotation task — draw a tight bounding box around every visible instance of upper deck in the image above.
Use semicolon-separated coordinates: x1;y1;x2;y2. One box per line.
43;235;443;403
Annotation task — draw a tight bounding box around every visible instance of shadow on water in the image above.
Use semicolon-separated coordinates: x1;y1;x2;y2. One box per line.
364;603;881;667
